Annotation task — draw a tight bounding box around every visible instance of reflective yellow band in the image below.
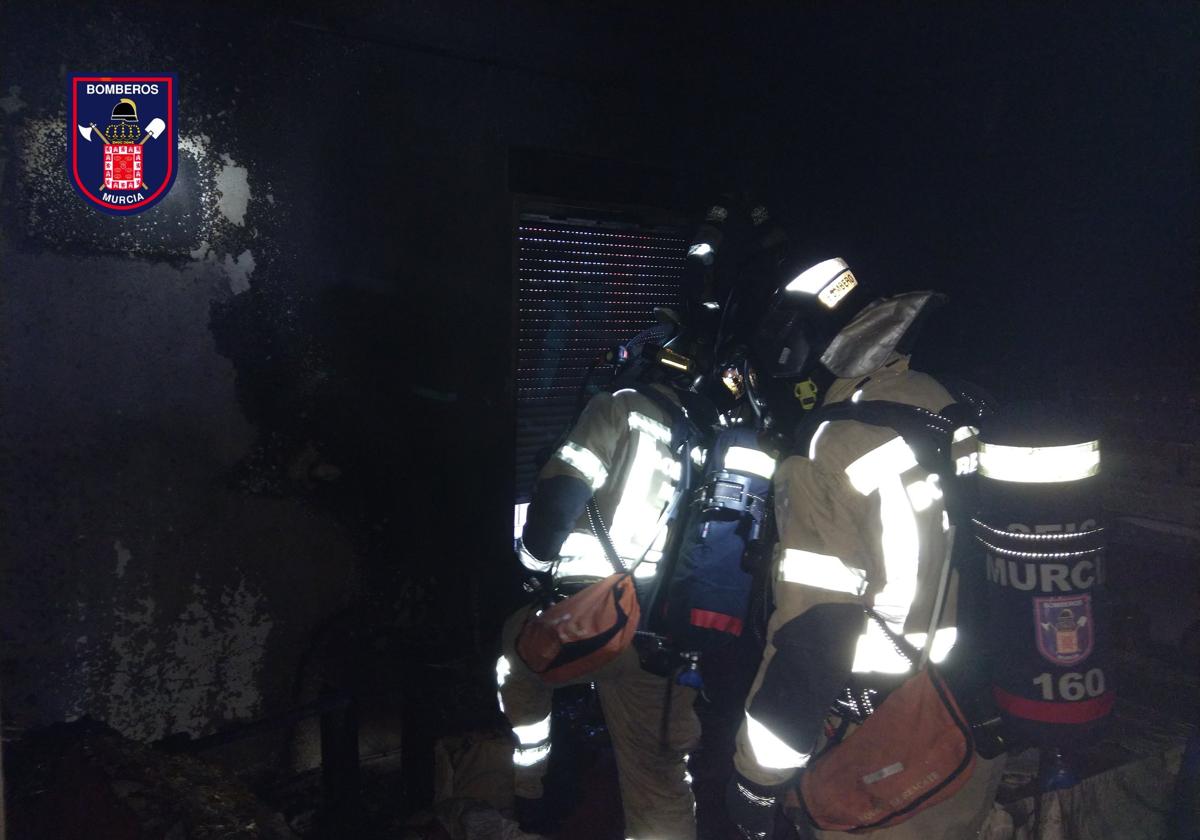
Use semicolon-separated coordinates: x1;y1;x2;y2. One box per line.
845;436;919;495
778;549;867;595
745;712;811;770
978;441;1100;483
628;411;671;444
953;425;979;443
555;441;608;489
851;626;958;674
513;741;550;767
513;714;551;746
724;446;776;478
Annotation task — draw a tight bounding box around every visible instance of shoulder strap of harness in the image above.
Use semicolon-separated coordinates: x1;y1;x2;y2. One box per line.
794;378;996;519
630;384;703;454
587;385;708;576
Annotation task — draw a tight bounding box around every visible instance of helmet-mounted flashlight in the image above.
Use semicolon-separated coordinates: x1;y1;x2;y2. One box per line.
657;347;693;373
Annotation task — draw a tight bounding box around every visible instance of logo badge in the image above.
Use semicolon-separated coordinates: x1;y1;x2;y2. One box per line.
69;74;177;214
1034;594;1093;666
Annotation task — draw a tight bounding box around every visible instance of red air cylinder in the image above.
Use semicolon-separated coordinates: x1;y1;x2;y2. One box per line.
974;421;1112;744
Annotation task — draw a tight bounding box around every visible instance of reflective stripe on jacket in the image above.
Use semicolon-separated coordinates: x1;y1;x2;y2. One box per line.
527;385;681;580
773;355;976;673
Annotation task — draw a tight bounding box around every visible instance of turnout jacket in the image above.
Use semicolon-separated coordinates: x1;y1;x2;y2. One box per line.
735;354;978;786
521;385;682;583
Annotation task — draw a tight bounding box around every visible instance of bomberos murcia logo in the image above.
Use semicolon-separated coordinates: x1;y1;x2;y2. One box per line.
69;74;178;214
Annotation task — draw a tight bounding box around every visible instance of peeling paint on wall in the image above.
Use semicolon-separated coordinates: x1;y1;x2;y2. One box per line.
11;115;271;271
101;572;274;741
224;248;256;294
0;1;357;753
215;153;250;226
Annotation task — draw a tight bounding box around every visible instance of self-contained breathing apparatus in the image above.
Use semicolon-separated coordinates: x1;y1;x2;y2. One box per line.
522;195;788;691
790;387;1000;735
790;379;1112;763
525;308;777;690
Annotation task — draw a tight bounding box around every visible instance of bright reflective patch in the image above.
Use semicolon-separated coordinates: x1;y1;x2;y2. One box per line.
724;446;776;478
633;559;659;579
555;441;608;489
904;627;958;663
513;502;530;542
518;542;546;571
845;436;919;495
852;623;912;674
818;269;857;309
609;431;672;561
809;420;830;460
513;713;551;746
513;741;550;767
628;411;672;444
953;426;980;443
905;474;943;512
778;549;867;595
556;533;618;578
862;762;904;785
851;625;958;673
745;712;810;769
978;441;1100;483
786;257;847;295
873;476;920;638
556;552;618;580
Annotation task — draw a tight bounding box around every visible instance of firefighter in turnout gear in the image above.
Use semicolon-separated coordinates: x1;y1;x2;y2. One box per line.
724;257;1007;840
496;196;778;839
498;329;704;840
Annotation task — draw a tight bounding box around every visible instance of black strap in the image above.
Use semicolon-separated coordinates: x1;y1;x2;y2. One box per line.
631;384;697;453
802;399;958;475
587;497;628;575
586;388;698;577
865;607;923;667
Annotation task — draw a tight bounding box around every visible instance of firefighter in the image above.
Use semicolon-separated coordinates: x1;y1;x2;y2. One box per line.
723;255;1007;840
496;196;784;839
497;353;702;839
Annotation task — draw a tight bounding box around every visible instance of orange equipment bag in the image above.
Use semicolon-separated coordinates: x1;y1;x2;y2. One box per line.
515;573;640;685
796;664;976;832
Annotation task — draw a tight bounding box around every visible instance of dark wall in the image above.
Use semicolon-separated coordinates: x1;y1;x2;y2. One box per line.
0;0;701;743
1;1;1195;748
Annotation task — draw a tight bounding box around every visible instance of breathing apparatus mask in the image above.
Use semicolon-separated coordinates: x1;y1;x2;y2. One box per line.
726;245;867;425
594;309;702;396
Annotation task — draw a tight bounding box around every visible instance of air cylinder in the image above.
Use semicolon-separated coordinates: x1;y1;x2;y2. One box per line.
974;414;1112;744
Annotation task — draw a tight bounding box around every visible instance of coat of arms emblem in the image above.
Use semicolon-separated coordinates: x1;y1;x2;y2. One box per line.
69;74;177;214
1034;594;1094;667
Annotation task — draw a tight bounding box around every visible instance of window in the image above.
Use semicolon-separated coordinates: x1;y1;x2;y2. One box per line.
514;211;688;522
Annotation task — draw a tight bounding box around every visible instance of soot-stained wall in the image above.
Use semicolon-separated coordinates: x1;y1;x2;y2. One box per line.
0;0;700;745
1;1;1196;754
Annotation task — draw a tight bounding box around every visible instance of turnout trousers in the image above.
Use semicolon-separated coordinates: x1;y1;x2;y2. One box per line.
498;605;701;840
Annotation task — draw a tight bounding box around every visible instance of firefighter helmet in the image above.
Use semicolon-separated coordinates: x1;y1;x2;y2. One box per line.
111;98;138;122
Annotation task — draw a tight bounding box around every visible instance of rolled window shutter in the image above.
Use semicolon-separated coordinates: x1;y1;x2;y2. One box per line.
515;215;687;504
